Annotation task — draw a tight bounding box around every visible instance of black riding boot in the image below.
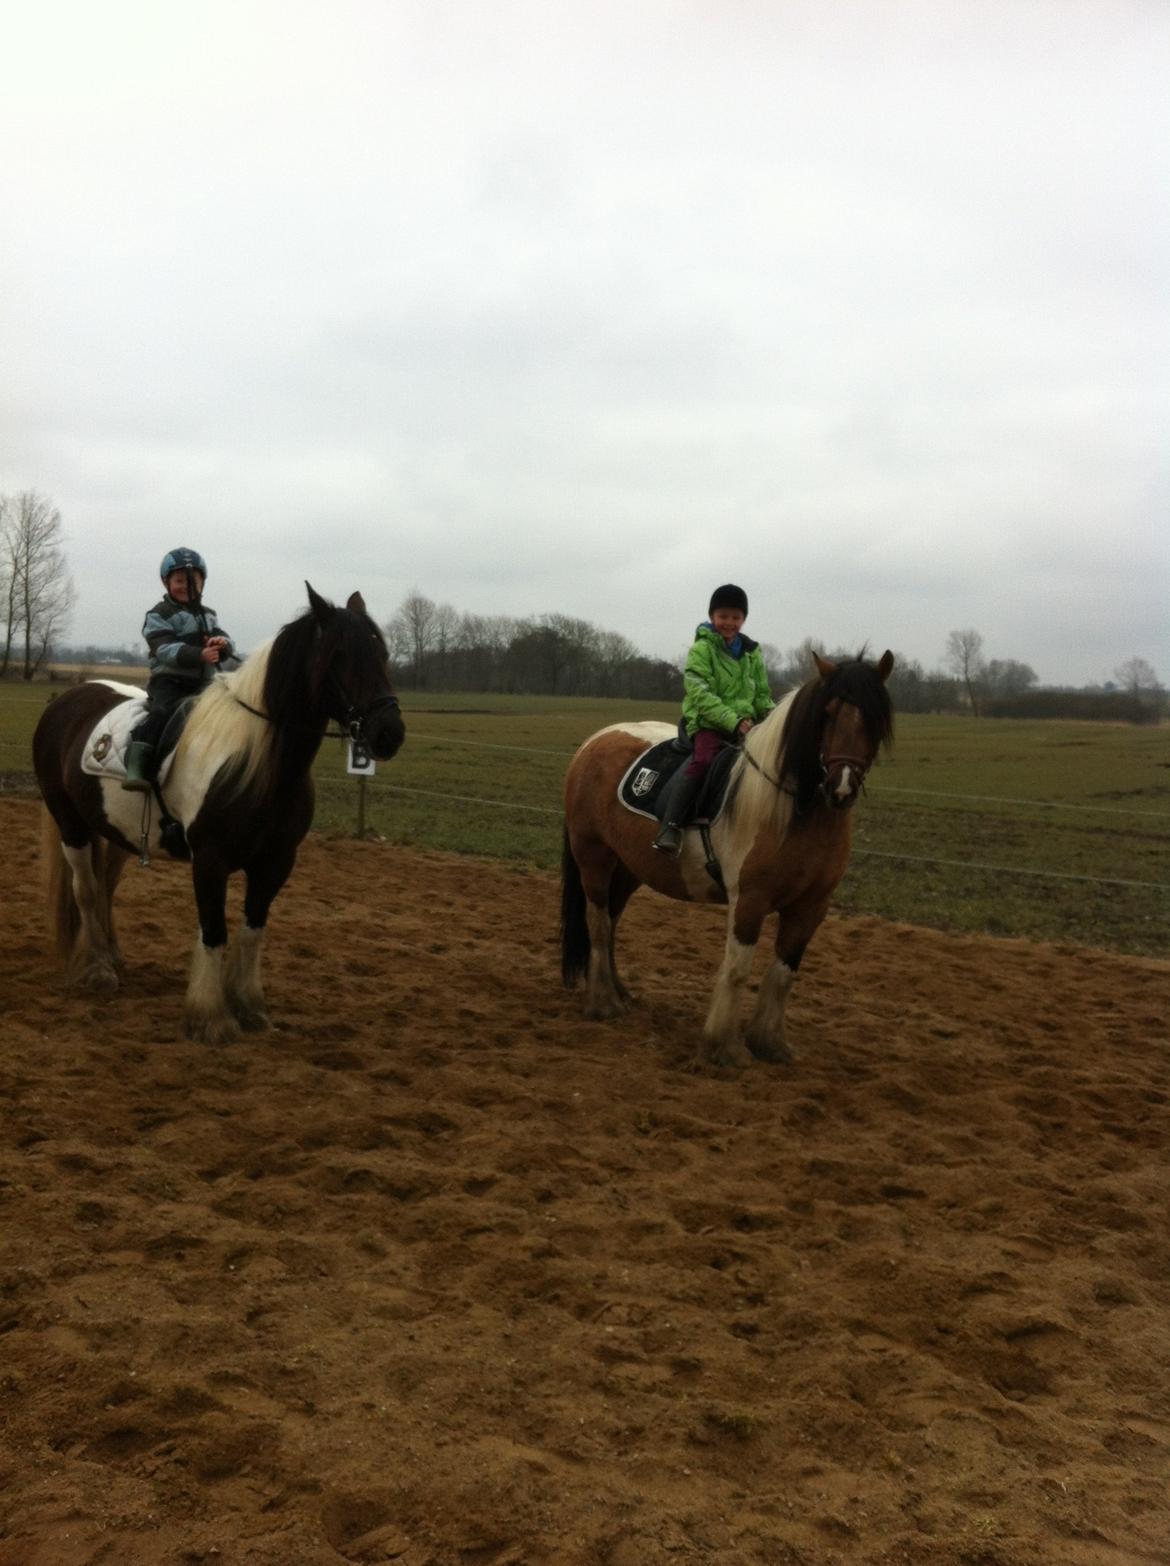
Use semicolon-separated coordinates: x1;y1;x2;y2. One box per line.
652;767;703;856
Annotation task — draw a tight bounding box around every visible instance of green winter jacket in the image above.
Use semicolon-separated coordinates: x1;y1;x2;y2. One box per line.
682;623;775;737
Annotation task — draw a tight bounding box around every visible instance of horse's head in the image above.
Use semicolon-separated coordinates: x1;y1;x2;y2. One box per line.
805;649;894;810
306;583;406;760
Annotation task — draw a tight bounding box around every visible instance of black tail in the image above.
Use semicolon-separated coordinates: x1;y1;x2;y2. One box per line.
560;827;590;988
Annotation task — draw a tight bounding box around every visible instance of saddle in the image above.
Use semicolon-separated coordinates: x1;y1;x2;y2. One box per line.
617;723;740;826
80;689;194;788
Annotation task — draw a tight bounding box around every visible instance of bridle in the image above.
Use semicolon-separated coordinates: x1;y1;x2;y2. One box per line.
741;706;875;806
230;689;400;747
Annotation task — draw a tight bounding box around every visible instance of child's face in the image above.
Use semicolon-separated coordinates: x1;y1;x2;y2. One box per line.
711;607;745;642
166;569;204;602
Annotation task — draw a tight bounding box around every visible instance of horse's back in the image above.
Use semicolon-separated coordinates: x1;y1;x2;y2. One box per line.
33;682;133;771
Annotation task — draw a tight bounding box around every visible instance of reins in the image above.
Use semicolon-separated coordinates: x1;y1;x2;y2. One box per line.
230;689;399;742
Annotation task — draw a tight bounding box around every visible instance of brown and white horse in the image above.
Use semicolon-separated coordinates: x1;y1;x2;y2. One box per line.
561;652;893;1066
33;584;405;1044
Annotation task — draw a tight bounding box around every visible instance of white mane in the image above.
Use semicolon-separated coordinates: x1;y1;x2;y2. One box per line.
719;689;799;861
173;640;276;800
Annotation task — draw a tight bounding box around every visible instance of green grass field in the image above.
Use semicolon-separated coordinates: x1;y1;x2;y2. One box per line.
3;681;1167;956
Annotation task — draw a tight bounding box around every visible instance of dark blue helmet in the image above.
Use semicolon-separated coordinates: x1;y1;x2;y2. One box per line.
160;547;207;582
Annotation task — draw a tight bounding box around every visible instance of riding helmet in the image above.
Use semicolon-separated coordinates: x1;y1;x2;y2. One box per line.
709;583;748;617
160;547;207;582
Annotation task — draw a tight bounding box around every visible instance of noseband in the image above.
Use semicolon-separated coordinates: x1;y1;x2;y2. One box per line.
230;688;399;744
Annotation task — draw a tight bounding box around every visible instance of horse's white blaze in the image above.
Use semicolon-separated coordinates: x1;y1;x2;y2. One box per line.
833;766;854;801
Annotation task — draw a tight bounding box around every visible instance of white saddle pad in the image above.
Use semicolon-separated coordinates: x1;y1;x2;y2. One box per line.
80;683;179;787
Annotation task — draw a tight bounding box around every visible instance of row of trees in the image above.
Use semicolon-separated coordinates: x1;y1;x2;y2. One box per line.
3;508;1163;723
0;491;76;680
384;591;684;700
382;594;1165;722
944;627;1165;723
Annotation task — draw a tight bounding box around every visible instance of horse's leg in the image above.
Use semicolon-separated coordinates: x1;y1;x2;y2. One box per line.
607;864;640;1004
745;896;832;1064
59;842;120;995
185;849;238;1045
99;841;131;969
224;843;298;1030
577;842;627;1020
701;893;767;1068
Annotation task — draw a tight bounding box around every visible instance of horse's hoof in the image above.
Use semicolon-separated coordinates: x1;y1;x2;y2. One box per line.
233;1007;271;1032
746;1034;795;1065
183;1012;241;1046
703;1038;753;1069
69;962;119;997
584;997;626;1021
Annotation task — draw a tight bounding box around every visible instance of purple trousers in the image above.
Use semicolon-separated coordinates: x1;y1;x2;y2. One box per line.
684;727;729;780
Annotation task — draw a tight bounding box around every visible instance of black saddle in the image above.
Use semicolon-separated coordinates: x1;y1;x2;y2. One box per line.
157;696;197;767
618;724;740;825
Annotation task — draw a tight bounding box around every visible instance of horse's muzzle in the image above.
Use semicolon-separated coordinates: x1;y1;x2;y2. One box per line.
823;764;863;809
355;695;405;761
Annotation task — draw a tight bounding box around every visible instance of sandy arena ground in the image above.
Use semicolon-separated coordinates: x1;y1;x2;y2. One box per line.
1;794;1168;1565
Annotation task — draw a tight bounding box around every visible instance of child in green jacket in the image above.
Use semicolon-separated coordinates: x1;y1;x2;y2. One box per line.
653;583;774;855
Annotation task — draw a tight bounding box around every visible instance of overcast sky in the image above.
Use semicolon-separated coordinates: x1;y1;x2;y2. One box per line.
2;0;1166;685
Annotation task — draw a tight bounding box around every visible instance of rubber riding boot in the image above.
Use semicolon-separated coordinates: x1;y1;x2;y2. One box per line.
652;767;703;856
122;740;157;793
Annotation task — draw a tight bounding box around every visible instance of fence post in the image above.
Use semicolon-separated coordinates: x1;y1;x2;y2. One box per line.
356;774;367;838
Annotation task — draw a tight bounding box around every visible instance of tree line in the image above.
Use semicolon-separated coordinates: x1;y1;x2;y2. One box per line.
3;493;1164;723
386;594;1166;721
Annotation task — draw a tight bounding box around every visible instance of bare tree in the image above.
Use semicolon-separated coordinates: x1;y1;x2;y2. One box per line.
1114;655;1161;696
944;628;986;715
383;589;439;689
1114;656;1164;722
0;490;76;679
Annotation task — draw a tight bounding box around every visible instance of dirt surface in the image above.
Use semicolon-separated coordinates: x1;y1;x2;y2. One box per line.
1;794;1168;1566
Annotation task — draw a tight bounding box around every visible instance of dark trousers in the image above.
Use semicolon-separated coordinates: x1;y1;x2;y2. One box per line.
131;675;195;748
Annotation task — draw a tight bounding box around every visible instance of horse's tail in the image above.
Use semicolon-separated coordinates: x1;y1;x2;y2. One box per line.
560;826;591;988
42;807;80;961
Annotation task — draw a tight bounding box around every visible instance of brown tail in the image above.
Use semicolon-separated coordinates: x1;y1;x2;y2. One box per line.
42;807;80;961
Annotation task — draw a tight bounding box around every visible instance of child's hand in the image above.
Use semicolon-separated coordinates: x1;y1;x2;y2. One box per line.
738;718;753;735
200;645;220;664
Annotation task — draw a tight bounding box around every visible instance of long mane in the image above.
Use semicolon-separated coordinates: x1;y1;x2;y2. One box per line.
173;637;278;800
722;655;894;852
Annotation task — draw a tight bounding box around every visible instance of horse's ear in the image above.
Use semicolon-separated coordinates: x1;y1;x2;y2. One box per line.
813;652;837;680
345;591;368;616
306;582;333;625
876;649;895;682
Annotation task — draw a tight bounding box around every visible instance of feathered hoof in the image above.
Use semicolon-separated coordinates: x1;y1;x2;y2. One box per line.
702;1037;754;1070
584;995;628;1021
183;1009;241;1046
746;1033;795;1065
231;1004;272;1032
68;959;119;997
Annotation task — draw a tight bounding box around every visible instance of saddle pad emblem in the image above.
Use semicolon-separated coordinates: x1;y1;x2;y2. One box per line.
92;733;113;762
630;766;659;798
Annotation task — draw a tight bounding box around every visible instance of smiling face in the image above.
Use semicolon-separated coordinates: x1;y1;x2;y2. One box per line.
711;606;746;643
166;569;204;602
